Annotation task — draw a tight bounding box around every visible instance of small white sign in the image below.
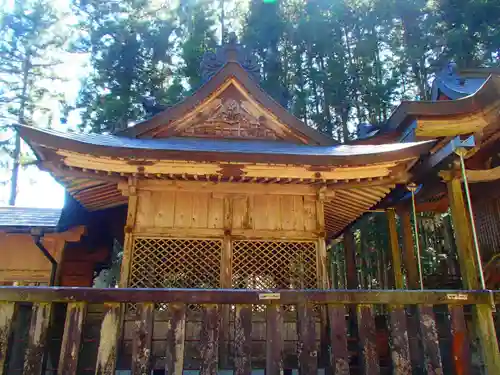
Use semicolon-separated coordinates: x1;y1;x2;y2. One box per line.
446;293;468;301
258;293;281;300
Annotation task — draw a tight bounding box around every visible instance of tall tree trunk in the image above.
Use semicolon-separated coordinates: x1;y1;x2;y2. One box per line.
9;55;30;206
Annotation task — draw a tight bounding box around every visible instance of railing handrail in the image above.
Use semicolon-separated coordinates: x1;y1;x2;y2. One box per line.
0;286;496;305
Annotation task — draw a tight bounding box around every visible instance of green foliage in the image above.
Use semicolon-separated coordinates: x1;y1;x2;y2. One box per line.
0;0;73;204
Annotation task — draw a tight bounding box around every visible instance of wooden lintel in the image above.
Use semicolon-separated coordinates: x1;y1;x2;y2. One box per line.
58;150;403;181
125;179;336;197
132;227;319;240
0;286;492;305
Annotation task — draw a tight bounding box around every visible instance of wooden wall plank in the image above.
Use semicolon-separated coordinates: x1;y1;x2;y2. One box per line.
448;306;472;375
131;302;154;375
174;192;193;228
57;302;86;375
388;306;411;375
280;196;295;230
0;302;15;375
22;303;52;375
327;305;349;375
266;195;281;230
232;196;248;230
244;195;254;229
95;303;121;375
208;194;224;229
154;191;175;228
266;304;283;375
192;192;209;228
135;190;153;227
417;305;443;375
200;305;220;375
303;196;317;231
165;303;186;375
293;196;305;231
253;195;267;230
296;303;317;375
356;305;380;375
234;304;252;375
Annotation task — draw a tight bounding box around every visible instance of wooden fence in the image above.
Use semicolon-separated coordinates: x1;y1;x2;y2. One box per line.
0;287;498;375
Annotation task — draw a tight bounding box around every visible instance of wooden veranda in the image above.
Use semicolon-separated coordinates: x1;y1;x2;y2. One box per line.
0;287;498;375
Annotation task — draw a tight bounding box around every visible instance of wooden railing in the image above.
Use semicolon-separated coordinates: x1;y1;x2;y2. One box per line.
0;287;498;375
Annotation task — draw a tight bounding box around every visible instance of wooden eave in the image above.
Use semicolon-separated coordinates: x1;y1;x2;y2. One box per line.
17;125;433;167
19;126;433;237
116;62;335;146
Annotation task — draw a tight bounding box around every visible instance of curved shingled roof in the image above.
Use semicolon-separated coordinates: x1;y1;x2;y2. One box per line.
17;125;433;167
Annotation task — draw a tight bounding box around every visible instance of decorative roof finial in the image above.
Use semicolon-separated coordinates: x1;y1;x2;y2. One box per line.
447;61;458;76
200;34;260;83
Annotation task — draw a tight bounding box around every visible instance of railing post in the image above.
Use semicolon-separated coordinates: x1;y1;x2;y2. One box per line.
387;209;412;375
95;303;121;375
58;302;86;375
356;304;380;375
131;302;154;375
200;304;221;375
0;302;15;375
23;302;52;375
165;303;186;375
297;303;317;375
266;304;283;375
327;305;349;375
234;304;252;375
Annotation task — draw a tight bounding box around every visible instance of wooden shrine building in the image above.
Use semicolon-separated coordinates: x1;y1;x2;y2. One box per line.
0;41;499;375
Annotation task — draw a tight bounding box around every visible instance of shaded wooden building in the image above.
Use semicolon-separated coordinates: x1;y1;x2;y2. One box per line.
0;41;499;375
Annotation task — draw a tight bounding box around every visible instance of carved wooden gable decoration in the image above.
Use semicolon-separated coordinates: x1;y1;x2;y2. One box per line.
152;79;306;142
178;98;279;140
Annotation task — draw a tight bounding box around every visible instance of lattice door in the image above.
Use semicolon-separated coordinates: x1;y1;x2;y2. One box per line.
232;240;317;290
129;237;222;289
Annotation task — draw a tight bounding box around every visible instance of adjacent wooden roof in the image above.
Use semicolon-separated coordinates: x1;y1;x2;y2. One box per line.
352;74;500;144
0;207;62;231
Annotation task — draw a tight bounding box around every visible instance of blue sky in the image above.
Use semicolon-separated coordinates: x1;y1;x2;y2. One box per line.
0;0;88;208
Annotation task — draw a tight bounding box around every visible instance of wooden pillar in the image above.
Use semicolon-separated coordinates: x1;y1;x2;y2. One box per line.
446;177;478;289
387;209;412;374
445;175;500;374
316;191;331;369
316;191;330;289
343;228;357;290
399;207;419;290
119;178;138;288
387;208;403;289
219;196;233;369
398;206;424;373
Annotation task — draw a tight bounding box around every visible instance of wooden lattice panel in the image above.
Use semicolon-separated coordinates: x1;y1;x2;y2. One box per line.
129;237;222;289
232;240;317;290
